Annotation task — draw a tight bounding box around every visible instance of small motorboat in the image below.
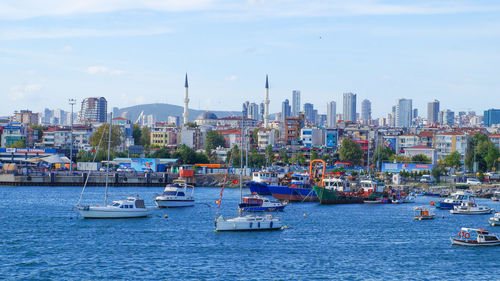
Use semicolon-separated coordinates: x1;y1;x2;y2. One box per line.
215;214;282;231
403;194;416;203
238;195;287;212
414;206;435;220
451;228;500;246
489;212;500;226
491;191;500;202
76;197;151;219
450;202;493;215
154;179;194;208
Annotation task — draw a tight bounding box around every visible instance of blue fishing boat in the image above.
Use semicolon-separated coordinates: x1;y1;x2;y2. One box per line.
267;173;318;202
246;171;288;195
433;191;475;209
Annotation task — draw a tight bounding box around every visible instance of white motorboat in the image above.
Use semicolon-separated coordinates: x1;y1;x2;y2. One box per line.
76;197;151;218
450;202;493;215
489;212;500;226
451;228;500;246
155;179;194;208
491;191;500;202
434;191;475;209
75;112;150;219
215;214;282;231
238;194;287;212
403;194;416;203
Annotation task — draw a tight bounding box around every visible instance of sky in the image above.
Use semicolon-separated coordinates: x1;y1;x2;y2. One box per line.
1;0;499;119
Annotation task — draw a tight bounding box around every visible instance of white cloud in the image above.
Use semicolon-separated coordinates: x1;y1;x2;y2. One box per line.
0;0;496;20
0;27;173;40
225;75;237;81
9;84;42;101
61;45;73;52
86;66;125;75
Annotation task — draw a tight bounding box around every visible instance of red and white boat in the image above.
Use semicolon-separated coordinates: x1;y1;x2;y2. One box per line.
451;228;500;246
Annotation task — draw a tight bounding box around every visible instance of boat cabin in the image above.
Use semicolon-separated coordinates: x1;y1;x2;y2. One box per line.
111;197;146;209
360;180;384;193
252;171;281;183
323;177;350;192
443;191;475;204
290;173;310;187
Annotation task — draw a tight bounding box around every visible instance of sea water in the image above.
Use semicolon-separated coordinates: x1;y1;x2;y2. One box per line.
0;186;498;280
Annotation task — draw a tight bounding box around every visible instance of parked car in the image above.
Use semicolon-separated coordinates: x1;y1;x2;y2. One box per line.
466;178;482;185
420;175;435;183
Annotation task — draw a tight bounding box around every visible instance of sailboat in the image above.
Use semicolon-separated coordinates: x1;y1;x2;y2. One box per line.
75;113;151;219
214;114;282;231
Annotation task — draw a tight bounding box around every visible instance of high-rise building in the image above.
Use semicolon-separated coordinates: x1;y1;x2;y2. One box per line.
242;101;249;118
484;108;500;127
259;102;265;122
444;109;454;126
248;102;259;120
281;99;291;122
427;99;439;124
361;99;371;123
396;98;412;128
292;90;301;117
327;101;336;128
413;108;418;118
304;103;314;123
343;92;356;122
80;97;107;123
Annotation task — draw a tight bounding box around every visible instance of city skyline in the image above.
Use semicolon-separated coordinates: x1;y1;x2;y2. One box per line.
1;1;499;117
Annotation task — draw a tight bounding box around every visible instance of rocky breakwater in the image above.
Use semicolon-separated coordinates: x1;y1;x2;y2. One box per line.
195;174;251;187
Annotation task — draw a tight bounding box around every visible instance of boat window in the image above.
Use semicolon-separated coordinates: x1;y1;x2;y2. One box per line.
129;205;133;208
135;200;146;208
112;203;120;207
124;205;129;208
120;205;124;208
484;236;498;241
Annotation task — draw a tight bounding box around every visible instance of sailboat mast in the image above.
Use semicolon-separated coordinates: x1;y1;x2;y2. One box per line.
240;111;244;203
104;112;113;206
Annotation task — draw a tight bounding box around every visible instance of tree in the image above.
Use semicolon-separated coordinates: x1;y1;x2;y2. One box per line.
444;151;462;169
8;139;26;148
226;145;241;168
310;151;319;160
149;147;171;158
265;145;274;164
172;145;197;164
249;148;266;168
132;124;142;145
465;134;500;172
431;165;445;183
90;124;123;151
140;127;151;146
372;146;394;163
339;138;364;165
279;148;289;165
411;154;431;164
205;130;226;151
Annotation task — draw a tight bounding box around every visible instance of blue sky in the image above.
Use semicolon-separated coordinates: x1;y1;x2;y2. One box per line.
1;0;499;118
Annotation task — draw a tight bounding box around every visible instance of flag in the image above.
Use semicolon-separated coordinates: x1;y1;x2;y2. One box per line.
232;180;238;184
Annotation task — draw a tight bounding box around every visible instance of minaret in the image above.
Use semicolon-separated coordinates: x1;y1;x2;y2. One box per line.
264;74;270;128
183;73;189;126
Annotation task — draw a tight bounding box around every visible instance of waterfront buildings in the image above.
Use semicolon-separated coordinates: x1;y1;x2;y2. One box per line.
427;100;440;124
301;128;322;147
327;101;336;128
80;97;107;123
343;92;357;122
396;98;412;128
292;90;301;117
13;110;39;125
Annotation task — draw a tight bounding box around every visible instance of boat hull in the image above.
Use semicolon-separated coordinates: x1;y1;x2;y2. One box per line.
312;186;364;204
450;209;492;215
155;199;195;208
414;216;435;220
246;181;272;195
267;185;318;202
77;207;151;219
451;238;500;246
215;217;282;231
434;202;456;209
489;219;500;226
239;206;286;212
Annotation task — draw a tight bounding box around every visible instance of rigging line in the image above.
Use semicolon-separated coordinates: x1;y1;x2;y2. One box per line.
214;151;234;221
76;123;108;205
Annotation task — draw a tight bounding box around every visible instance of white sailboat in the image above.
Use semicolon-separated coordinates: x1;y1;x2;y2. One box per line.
75;113;150;219
214;113;282;231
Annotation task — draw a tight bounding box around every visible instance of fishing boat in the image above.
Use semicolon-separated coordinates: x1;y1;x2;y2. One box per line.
451;228;500;246
433;191;475;209
154;179;194;208
246;170;287;195
238;195;287;212
450;202;493;215
75;113;150;219
414;206;435;220
403;193;416;203
313;174;364;204
215;214;282;231
489;212;500;226
267;172;318;202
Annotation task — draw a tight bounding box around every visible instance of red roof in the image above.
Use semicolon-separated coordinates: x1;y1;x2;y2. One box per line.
489;135;500;138
112;117;127;120
418;131;434;137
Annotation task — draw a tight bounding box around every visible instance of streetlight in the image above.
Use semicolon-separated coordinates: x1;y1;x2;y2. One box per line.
69;98;76;172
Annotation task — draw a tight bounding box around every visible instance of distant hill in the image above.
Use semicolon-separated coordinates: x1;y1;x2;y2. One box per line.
113;103;242;123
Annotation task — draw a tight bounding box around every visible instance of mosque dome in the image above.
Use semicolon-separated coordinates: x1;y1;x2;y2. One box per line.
197;111;218;120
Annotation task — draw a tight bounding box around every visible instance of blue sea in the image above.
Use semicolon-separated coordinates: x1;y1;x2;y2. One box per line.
0;186;499;280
